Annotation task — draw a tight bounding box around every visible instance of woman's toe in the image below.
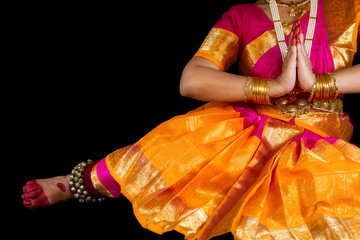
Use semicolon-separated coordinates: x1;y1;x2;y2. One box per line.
22;188;43;199
23;192;50;209
23;199;32;207
23;180;41;193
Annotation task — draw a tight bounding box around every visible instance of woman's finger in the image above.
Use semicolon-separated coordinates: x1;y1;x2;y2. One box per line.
297;36;308;63
299;25;304;44
284;21;300;63
297;42;305;66
288;44;297;67
288;32;294;49
298;25;308;57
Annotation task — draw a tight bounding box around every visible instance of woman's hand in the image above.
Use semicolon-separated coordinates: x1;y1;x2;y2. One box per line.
296;25;315;92
270;23;299;98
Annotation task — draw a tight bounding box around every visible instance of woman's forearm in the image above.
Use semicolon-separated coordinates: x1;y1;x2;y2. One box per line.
335;64;360;94
180;61;246;102
180;57;285;102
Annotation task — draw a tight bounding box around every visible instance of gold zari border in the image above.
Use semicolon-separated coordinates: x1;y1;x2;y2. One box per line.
195;28;239;71
323;0;358;70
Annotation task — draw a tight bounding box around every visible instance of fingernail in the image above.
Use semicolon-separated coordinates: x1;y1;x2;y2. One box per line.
22;194;28;199
23;200;31;206
291;37;297;46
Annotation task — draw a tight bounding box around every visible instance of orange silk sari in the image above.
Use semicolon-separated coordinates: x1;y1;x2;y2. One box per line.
90;1;360;239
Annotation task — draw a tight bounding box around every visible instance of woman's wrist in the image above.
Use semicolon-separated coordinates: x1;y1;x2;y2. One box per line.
308;72;339;101
300;72;316;93
269;77;292;98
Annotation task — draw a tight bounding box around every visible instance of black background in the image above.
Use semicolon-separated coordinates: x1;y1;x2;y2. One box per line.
10;1;359;239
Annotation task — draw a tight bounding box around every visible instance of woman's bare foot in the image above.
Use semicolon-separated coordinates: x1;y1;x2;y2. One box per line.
22;175;73;209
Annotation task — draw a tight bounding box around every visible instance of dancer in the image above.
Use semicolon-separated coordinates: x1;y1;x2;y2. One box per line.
23;0;360;239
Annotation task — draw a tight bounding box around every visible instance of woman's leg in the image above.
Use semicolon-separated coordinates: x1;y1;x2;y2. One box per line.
22;175;73;209
22;158;116;208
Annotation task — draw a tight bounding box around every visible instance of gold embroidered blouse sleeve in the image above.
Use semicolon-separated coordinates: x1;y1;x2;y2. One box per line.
324;0;359;70
355;0;360;51
194;28;239;71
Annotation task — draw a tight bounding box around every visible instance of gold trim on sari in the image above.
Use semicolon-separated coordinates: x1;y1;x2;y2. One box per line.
239;5;309;75
194;28;239;71
323;0;358;70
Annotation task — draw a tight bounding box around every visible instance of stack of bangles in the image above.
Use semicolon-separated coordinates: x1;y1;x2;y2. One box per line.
244;77;271;105
244;73;338;105
308;72;339;101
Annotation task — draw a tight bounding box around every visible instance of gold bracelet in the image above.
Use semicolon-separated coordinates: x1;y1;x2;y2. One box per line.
250;77;271;105
251;77;258;103
314;74;324;101
327;72;339;99
323;74;330;100
254;78;262;104
260;78;271;105
308;74;317;102
244;76;250;103
254;77;262;104
310;73;338;102
264;79;271;105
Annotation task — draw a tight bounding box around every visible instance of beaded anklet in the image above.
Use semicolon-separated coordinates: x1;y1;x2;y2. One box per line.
69;159;106;203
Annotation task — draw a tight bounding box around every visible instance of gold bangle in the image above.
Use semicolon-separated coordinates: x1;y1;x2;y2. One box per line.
257;78;264;104
244;76;250;103
317;74;324;101
264;79;271;105
313;74;320;101
327;72;339;99
260;78;271;105
314;74;324;101
311;73;338;101
250;77;271;105
327;73;334;100
323;74;330;100
255;78;262;104
252;77;259;103
308;74;317;102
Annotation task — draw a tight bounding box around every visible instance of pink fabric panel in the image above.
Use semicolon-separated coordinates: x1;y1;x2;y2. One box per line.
96;158;122;198
293;129;338;150
232;103;268;139
251;0;335;78
303;0;335;74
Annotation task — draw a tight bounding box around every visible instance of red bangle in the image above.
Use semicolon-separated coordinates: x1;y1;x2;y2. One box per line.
82;160;102;198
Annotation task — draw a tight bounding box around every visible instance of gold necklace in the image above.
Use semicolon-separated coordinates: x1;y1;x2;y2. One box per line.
275;0;310;16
